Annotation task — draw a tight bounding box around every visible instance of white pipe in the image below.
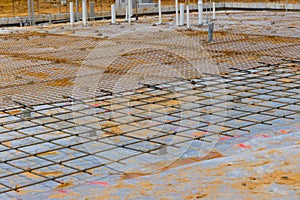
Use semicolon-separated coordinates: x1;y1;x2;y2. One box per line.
125;6;128;20
175;0;178;26
31;0;34;24
213;2;216;20
111;4;116;24
70;2;74;25
198;1;203;25
76;0;79;21
27;0;31;20
82;0;87;26
128;0;131;24
158;0;162;24
186;4;190;29
129;0;133;17
179;3;184;26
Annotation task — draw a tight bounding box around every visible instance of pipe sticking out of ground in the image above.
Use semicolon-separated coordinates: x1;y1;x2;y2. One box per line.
125;6;128;21
27;0;31;24
111;4;116;24
179;3;184;26
213;2;216;20
70;2;74;26
175;0;179;26
186;4;190;28
82;0;87;26
198;1;203;25
128;0;131;24
90;1;95;21
31;0;35;25
158;0;162;24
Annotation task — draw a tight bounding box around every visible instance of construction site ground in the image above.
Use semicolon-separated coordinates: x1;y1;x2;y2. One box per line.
0;10;299;199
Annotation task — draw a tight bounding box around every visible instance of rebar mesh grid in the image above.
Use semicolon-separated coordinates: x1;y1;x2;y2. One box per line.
0;61;299;194
0;29;300;109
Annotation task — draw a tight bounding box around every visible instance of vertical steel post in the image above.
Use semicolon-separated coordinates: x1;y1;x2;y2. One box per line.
208;22;214;42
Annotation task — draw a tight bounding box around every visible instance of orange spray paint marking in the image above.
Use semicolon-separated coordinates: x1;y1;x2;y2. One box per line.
280;130;288;134
193;131;208;138
237;143;252;148
88;181;109;186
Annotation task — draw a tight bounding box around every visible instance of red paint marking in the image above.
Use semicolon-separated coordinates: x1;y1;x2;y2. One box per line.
237;143;252;148
280;130;288;134
219;136;232;141
88;181;109;186
259;134;270;138
57;190;69;193
92;103;100;107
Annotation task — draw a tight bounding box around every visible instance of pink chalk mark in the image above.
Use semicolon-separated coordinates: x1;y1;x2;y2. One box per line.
237;143;252;148
88;181;109;186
